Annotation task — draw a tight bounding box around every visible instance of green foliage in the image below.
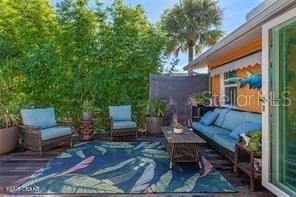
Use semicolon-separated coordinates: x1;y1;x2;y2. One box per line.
0;0;165;131
246;130;262;153
82;100;95;113
0;102;20;129
191;91;211;106
159;0;224;62
146;98;168;118
174;123;184;129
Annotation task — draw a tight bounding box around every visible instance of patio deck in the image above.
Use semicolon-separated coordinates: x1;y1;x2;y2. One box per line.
0;134;273;196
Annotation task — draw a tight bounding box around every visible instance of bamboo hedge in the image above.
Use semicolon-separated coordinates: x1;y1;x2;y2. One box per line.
0;0;166;131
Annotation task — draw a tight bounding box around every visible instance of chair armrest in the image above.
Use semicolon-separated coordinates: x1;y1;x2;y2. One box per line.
19;125;41;134
57;120;72;127
108;117;114;130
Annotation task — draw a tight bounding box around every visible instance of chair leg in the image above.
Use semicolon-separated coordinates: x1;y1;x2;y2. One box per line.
70;136;73;147
110;130;113;141
135;130;138;138
39;141;43;157
39;147;42;157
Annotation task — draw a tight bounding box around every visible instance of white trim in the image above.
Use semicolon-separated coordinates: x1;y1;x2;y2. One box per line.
262;6;296;197
210;52;262;77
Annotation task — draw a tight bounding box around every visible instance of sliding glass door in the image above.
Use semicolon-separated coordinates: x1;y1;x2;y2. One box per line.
262;9;296;196
271;17;296;196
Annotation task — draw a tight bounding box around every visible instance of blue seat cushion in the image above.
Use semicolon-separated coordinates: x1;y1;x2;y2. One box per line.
109;105;132;121
192;122;206;132
200;111;219;126
40;127;72;141
112;120;137;129
199;125;230;138
213;134;237;152
229;121;262;139
21;107;57;129
213;108;230;127
221;110;245;131
244;112;262;125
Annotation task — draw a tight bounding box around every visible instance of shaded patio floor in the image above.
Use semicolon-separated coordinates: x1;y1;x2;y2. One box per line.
0;133;273;196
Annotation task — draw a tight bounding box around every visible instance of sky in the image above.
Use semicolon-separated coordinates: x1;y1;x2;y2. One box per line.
53;0;263;72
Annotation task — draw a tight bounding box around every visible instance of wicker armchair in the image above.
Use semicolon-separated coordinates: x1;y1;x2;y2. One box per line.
20;108;73;156
108;105;138;141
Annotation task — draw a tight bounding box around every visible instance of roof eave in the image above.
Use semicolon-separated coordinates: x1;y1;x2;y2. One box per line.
183;0;296;71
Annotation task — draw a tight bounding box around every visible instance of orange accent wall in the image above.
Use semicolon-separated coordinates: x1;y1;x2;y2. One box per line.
209;39;262;69
211;75;220;105
236;64;262;113
211;75;220;95
211;75;221;105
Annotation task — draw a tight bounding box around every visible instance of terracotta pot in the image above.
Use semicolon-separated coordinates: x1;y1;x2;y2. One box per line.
82;112;92;121
0;127;19;154
146;117;164;134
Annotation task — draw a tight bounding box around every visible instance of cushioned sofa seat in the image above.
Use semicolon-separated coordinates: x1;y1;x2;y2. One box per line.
192;122;230;137
212;134;237;152
199;125;230;138
192;122;206;132
40;127;72;141
112;121;137;129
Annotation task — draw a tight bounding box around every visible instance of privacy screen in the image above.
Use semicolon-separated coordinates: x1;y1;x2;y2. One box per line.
149;74;209;127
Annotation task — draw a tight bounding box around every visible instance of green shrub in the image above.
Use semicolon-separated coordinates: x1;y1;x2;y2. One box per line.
0;0;165;132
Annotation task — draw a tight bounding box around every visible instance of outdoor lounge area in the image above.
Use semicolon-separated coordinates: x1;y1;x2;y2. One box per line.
1;0;296;196
0;133;272;196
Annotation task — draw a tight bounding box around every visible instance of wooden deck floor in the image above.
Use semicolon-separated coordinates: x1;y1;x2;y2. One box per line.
0;134;273;196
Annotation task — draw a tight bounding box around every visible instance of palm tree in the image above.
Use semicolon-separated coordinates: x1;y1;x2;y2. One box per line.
160;0;223;64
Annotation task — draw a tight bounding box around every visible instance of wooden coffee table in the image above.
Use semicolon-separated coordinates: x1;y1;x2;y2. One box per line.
161;127;201;169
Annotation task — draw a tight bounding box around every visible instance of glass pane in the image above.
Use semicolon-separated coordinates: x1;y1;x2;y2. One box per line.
271;17;296;195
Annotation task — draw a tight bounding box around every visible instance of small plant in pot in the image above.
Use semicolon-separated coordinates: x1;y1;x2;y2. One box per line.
146;98;167;134
173;123;184;134
246;130;262;154
0;103;20;154
81;100;94;121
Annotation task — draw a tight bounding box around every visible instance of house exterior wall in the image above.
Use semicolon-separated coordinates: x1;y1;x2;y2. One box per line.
236;64;262;112
208;39;262;69
208;41;263;113
211;75;220;105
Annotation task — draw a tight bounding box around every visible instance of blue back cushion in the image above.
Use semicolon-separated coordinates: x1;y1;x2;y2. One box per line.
214;108;230;127
244;112;262;125
221;110;245;130
109;105;132;121
200;111;219;126
229;121;262;139
21;107;57;129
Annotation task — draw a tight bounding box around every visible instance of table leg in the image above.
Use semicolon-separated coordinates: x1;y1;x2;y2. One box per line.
193;144;201;168
170;144;176;169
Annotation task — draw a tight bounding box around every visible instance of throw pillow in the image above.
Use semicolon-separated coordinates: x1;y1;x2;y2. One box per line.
200;111;219;126
229;121;261;139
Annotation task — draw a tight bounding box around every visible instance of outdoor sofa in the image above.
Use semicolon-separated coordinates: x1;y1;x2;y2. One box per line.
192;108;262;162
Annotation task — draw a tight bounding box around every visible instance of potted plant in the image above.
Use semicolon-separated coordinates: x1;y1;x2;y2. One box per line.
173;123;184;134
0;103;19;154
246;130;262;154
146;98;167;134
190;91;211;106
81;100;94;121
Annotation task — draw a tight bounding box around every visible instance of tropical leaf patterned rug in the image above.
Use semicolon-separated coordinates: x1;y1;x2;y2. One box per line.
12;142;235;194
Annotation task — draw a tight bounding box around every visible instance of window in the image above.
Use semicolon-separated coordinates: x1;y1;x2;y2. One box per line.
224;71;238;107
